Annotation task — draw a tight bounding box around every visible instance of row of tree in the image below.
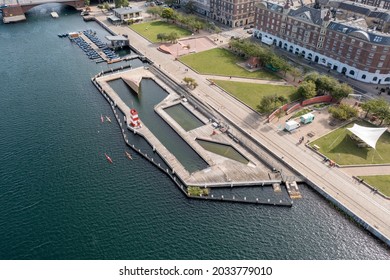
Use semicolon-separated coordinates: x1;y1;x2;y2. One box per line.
328;104;358;120
257;72;354;116
300;72;353;101
147;7;220;33
361;98;390;125
228;39;291;75
157;32;179;43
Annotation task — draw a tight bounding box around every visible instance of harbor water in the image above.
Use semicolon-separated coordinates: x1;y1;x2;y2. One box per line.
0;5;389;259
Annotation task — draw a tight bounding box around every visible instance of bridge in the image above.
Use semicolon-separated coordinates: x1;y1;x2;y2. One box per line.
0;0;85;23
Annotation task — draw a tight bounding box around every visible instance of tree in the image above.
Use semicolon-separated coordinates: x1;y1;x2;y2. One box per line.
214;26;222;35
332;83;353;101
147;6;163;17
103;1;110;10
304;72;320;83
84;0;90;6
361;98;389;118
183;77;197;89
316;75;338;95
161;8;174;21
156;33;167;42
328;104;358;120
184;0;196;14
257;95;287;115
114;0;129;8
289;68;302;82
376;106;390;125
164;0;177;6
167;32;179;43
297;80;316;99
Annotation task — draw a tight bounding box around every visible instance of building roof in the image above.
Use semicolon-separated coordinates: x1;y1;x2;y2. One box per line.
107;15;120;22
288;6;329;25
113;7;142;15
327;21;390;45
105;35;128;41
332;1;390;22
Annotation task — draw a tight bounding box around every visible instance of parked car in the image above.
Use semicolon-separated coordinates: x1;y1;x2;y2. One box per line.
247;29;253;34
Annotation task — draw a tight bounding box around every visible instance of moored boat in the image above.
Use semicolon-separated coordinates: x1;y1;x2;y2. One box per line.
105;115;111;123
101;114;104;123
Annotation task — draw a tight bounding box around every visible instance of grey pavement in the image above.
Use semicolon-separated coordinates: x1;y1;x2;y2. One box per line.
203;74;289;85
94;14;390;243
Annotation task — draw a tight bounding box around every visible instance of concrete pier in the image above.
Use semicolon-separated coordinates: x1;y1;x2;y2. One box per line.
92;66;295;207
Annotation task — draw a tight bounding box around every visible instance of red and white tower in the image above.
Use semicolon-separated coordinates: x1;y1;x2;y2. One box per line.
129;108;142;128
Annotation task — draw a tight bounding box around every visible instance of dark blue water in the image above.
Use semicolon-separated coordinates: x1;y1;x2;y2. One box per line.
108;78;208;173
0;4;389;259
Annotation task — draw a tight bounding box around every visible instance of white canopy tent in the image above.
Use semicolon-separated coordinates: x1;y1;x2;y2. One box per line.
347;124;387;149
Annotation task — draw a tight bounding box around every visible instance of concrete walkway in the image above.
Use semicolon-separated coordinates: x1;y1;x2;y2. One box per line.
341;165;390;176
92;13;390;244
203;75;290;85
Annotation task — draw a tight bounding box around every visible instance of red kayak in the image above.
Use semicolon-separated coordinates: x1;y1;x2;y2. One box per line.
104;153;113;164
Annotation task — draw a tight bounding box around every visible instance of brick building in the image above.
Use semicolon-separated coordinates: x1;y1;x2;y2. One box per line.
180;0;258;27
209;0;257;27
253;1;390;84
352;0;390;10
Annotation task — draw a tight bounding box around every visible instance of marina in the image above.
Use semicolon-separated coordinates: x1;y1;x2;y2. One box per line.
63;29;132;64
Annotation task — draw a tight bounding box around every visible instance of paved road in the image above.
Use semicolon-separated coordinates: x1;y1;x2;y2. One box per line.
95;14;390;243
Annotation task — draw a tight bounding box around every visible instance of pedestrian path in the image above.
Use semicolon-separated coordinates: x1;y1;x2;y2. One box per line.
203;75;289;86
341;165;390;176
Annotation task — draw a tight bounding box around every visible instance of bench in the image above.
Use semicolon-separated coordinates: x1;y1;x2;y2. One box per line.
307;131;315;137
313;144;320;150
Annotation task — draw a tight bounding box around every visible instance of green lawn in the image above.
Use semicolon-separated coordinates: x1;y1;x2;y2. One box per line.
129;21;192;43
212;80;297;110
310;121;390;165
179;48;280;80
359;175;390;196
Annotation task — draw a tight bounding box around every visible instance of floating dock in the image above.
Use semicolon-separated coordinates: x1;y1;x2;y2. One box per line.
286;181;302;199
